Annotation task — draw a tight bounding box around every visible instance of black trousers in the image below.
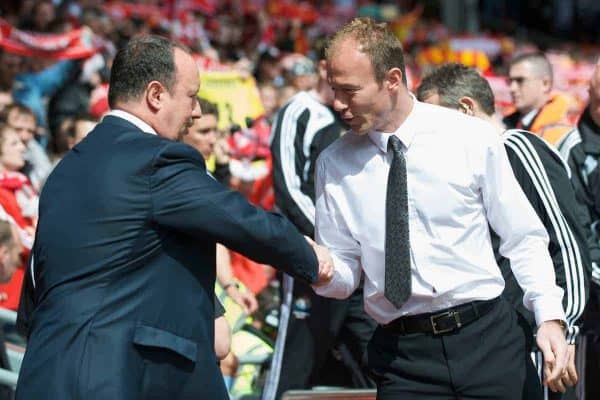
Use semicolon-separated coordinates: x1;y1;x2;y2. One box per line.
580;283;600;400
367;297;542;400
272;279;376;398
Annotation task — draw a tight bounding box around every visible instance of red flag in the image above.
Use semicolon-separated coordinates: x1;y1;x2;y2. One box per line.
0;18;98;60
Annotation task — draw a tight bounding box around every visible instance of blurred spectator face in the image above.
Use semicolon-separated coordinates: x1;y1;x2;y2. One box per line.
0;53;22;85
278;85;297;107
0;127;26;172
0;222;20;283
183;113;218;160
508;61;551;114
7;109;36;144
589;66;600;126
0;91;13;113
32;1;56;32
259;85;278;119
289;57;317;91
69;119;97;149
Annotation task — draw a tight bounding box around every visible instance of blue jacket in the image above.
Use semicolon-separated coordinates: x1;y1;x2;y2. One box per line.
16;115;318;399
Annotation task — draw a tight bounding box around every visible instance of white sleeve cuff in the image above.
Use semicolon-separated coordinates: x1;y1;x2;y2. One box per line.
532;297;566;327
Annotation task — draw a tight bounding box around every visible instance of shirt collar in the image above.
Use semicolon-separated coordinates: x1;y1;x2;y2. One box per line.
105;109;157;135
520;108;538;128
368;94;419;153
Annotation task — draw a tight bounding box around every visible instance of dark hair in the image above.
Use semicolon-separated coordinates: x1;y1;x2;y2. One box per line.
1;103;36;123
0;220;13;248
416;63;495;116
108;35;189;108
508;51;553;85
198;98;219;119
326;17;407;86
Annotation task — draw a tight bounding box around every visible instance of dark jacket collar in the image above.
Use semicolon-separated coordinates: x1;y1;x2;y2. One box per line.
577;107;600;155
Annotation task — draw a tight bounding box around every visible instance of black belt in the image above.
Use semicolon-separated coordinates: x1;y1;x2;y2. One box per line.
383;297;500;335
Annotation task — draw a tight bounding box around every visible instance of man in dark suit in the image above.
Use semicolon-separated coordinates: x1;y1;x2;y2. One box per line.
15;35;330;400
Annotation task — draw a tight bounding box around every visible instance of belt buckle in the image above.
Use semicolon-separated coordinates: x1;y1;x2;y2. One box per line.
430;310;462;334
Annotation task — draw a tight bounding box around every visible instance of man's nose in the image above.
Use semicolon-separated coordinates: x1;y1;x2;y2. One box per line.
333;97;347;113
192;99;202;119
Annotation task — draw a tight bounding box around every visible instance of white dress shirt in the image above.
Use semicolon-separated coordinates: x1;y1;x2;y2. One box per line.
105;109;157;135
314;98;565;326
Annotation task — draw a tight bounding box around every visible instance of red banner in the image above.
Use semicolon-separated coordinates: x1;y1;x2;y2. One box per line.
0;18;98;60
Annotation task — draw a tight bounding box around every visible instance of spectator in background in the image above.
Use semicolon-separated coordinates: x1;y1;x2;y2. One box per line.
504;52;572;145
49;114;98;167
254;47;283;86
183;100;261;313
558;60;600;400
258;83;279;124
19;0;56;33
0;219;22;400
0;49;76;141
183;97;231;185
70;115;97;147
417;63;590;399
286;56;318;92
0;90;12;115
0;123;37;312
4;104;52;191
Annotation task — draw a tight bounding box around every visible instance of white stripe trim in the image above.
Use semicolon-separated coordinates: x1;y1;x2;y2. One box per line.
261;274;294;400
507;129;572;179
277;94;333;225
504;132;586;337
557;128;581;162
30;252;35;289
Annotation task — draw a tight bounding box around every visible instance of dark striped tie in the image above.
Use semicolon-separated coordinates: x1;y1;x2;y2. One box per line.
385;135;411;308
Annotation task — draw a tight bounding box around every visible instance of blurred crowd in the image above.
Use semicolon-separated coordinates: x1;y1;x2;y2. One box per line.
0;0;599;399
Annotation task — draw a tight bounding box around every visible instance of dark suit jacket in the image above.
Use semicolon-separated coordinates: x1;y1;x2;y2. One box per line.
15;116;318;400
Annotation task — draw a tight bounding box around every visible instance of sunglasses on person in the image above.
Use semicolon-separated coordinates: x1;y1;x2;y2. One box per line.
506;76;536;86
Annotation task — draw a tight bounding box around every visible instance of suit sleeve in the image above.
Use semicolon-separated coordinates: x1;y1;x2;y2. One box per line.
505;138;588;344
149;142;318;284
16;252;36;338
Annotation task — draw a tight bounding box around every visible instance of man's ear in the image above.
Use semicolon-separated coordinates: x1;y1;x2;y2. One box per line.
541;76;552;94
386;67;404;91
458;96;477;116
0;245;7;267
318;59;327;80
146;81;165;112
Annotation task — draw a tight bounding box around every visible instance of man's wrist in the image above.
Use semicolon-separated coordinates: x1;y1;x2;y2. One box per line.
543;319;567;332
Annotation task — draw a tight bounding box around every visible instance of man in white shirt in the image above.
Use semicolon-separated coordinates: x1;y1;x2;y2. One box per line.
313;17;568;399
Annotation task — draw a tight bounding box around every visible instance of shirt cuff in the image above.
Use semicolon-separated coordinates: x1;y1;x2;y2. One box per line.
532;297;566;328
312;269;348;299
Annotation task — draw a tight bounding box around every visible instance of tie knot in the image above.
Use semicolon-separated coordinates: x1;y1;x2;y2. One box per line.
388;135;402;153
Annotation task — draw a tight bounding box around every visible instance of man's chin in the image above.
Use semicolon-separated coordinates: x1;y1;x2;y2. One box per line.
353;125;370;135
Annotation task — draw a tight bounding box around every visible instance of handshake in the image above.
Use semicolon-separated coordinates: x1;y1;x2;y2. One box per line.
305;236;334;286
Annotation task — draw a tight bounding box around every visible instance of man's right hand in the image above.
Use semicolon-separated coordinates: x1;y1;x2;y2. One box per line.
304;236;334;286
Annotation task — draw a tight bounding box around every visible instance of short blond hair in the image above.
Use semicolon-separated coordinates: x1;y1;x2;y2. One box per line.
326;17;407;85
